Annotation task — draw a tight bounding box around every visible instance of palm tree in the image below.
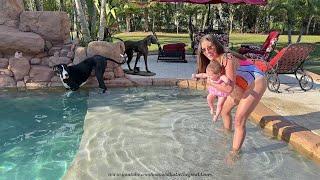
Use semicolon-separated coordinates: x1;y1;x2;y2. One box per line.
74;0;91;43
97;0;107;40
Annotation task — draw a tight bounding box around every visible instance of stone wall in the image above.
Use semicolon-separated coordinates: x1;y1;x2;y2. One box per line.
0;0;130;90
0;0;24;27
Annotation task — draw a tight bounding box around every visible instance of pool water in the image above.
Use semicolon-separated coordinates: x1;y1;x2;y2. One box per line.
0;90;88;180
65;87;320;180
1;87;320;180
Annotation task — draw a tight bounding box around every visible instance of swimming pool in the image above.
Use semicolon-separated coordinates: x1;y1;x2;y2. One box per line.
1;87;319;180
0;90;88;180
64;87;320;180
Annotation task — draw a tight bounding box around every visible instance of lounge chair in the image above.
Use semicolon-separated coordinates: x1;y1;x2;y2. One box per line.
152;31;187;63
253;43;316;92
157;42;187;63
239;30;280;61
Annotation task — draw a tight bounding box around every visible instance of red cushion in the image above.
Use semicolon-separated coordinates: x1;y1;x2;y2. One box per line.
261;31;280;50
163;43;186;51
253;47;287;72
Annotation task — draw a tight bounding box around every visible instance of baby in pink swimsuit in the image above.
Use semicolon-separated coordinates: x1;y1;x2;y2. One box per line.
192;61;230;122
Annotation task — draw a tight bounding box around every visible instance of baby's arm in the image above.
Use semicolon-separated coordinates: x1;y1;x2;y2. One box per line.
220;75;230;84
192;73;208;79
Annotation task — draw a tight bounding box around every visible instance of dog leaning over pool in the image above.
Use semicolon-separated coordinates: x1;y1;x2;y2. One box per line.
53;55;126;93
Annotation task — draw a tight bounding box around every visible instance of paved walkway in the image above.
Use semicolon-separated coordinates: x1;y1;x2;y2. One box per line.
123;55;320;136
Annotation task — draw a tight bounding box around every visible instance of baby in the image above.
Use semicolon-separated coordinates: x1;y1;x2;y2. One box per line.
192;61;230;122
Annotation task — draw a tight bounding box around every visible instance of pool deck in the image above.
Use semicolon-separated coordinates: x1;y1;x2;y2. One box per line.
122;55;320;162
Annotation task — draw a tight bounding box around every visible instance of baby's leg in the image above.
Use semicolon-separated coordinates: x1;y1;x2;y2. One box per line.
213;96;227;122
207;94;216;115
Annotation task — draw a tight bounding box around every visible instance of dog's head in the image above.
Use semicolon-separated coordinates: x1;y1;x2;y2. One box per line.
146;35;158;46
14;51;23;58
53;64;69;80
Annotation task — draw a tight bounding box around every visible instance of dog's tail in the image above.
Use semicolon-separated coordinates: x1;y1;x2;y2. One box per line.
104;55;127;65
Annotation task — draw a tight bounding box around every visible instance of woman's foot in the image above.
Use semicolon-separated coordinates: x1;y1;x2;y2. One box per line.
210;109;214;115
225;150;241;166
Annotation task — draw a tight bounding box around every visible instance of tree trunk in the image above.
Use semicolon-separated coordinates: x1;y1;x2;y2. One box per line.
59;0;65;11
152;14;155;32
202;6;209;31
75;0;91;43
240;11;245;34
296;25;304;43
90;3;98;39
80;0;90;24
34;0;42;11
97;0;106;41
126;16;131;32
143;8;149;32
287;20;292;44
306;15;314;35
228;6;235;34
188;14;194;42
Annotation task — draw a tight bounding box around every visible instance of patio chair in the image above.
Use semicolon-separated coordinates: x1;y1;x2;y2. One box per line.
253;43;316;92
239;30;280;61
157;42;187;63
152;31;187;63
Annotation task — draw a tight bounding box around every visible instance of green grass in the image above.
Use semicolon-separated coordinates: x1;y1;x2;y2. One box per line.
114;32;320;74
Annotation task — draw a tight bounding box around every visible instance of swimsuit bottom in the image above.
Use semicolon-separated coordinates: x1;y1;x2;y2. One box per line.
236;59;265;90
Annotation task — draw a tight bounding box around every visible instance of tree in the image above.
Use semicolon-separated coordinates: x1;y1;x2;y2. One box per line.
74;0;91;44
97;0;106;40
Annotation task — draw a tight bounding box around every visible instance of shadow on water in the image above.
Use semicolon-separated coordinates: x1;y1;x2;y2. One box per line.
88;86;207;114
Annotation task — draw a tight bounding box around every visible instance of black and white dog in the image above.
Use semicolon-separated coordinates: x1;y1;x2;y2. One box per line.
53;55;126;93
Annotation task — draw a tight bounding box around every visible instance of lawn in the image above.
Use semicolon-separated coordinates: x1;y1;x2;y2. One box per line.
114;32;320;74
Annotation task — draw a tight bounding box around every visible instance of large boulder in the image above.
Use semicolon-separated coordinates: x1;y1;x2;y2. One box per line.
28;65;54;82
0;58;8;68
0;25;45;54
0;75;16;87
73;47;87;65
87;41;126;65
0;0;24;27
19;11;71;45
8;57;30;81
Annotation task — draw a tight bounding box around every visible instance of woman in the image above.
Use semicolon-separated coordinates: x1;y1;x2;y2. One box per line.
196;34;267;160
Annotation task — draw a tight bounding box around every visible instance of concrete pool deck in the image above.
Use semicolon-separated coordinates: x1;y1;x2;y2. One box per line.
121;55;320;163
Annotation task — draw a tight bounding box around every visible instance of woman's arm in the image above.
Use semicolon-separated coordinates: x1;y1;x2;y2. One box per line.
208;55;236;94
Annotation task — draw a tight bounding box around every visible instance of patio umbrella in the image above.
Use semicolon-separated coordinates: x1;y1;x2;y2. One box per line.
156;0;267;5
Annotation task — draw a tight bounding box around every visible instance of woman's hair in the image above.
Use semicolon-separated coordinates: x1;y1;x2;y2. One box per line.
206;61;222;75
196;34;247;73
196;34;225;73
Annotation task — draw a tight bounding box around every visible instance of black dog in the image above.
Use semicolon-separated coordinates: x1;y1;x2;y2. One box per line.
124;35;158;73
53;55;126;93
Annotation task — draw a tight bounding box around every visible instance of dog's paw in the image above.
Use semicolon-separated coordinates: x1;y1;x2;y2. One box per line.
64;91;74;98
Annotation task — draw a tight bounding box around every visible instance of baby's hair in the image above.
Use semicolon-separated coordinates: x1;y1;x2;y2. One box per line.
206;61;222;74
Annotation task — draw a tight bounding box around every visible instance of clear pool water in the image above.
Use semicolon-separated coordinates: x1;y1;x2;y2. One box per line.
0;90;88;180
65;87;320;180
1;87;320;180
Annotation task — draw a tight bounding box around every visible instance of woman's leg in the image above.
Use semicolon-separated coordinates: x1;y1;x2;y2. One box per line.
207;94;215;115
232;77;267;152
220;96;237;131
